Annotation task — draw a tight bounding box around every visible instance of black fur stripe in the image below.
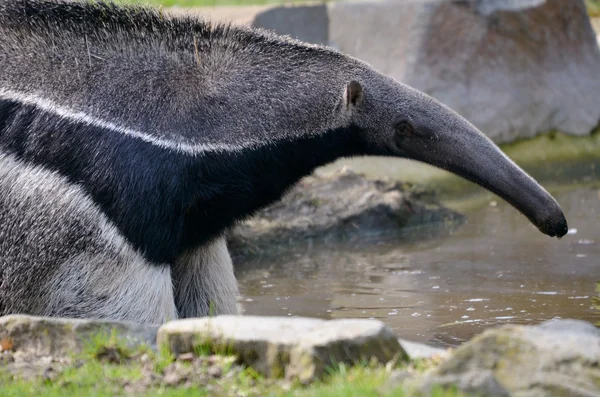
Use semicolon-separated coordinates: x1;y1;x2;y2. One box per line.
0;97;192;264
0;97;364;264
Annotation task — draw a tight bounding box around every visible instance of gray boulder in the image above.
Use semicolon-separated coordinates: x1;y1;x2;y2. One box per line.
253;0;600;143
252;4;328;45
415;319;600;397
157;315;407;382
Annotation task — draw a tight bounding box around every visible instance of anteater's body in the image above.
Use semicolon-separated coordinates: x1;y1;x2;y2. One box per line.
0;0;567;323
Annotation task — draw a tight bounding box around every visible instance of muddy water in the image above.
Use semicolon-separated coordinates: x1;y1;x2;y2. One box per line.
235;137;600;348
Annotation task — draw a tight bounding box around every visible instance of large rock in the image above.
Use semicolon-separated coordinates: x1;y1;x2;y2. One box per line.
157;315;407;382
253;0;600;143
253;4;328;45
0;314;158;357
414;319;600;396
228;168;464;253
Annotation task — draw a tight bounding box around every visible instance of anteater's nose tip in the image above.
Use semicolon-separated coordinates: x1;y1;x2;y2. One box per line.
541;211;568;239
555;216;568;239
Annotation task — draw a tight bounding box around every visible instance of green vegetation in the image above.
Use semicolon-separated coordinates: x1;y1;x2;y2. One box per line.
501;129;600;165
0;331;468;397
587;0;600;17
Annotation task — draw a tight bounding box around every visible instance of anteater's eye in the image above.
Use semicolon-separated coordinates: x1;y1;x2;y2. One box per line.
395;121;414;137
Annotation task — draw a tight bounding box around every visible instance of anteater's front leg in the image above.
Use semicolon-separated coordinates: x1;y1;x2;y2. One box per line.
172;237;239;318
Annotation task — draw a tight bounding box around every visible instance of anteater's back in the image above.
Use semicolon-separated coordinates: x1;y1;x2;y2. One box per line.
0;0;245;146
0;0;347;148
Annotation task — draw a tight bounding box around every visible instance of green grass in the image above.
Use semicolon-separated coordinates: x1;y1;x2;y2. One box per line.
587;0;600;17
0;331;470;397
0;364;467;397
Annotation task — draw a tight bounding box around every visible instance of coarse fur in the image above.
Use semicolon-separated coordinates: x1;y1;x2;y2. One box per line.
172;238;238;318
0;0;567;323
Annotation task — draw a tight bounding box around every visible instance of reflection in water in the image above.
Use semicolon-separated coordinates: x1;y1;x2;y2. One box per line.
235;182;600;348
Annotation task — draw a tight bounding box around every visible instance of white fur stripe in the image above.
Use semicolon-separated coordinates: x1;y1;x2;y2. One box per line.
0;89;247;155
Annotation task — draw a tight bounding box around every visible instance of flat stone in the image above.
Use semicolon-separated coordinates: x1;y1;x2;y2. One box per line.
414;319;600;397
397;338;449;360
157;315;407;382
0;314;158;357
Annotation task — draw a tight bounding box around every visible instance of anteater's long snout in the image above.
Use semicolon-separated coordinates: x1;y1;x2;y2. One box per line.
440;135;569;238
400;98;568;238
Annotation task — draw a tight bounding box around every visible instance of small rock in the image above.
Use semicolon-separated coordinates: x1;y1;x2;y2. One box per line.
163;371;186;387
413;319;600;397
157;315;407;382
207;365;222;378
139;353;151;364
177;352;195;362
163;363;190;386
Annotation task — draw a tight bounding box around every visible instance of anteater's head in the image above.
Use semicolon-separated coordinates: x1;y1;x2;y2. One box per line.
336;75;568;238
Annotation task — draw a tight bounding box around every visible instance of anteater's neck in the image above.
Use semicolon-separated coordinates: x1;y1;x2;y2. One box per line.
180;126;365;256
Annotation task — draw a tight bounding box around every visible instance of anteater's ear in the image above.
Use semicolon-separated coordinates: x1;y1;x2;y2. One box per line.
345;80;363;108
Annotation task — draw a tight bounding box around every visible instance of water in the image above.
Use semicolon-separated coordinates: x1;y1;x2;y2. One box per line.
234;150;600;348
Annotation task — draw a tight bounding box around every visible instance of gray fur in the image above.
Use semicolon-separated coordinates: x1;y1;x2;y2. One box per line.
172;238;239;318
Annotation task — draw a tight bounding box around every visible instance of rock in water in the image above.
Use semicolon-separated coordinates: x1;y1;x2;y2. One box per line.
157;315;407;382
254;0;600;143
415;319;600;396
228;168;464;254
